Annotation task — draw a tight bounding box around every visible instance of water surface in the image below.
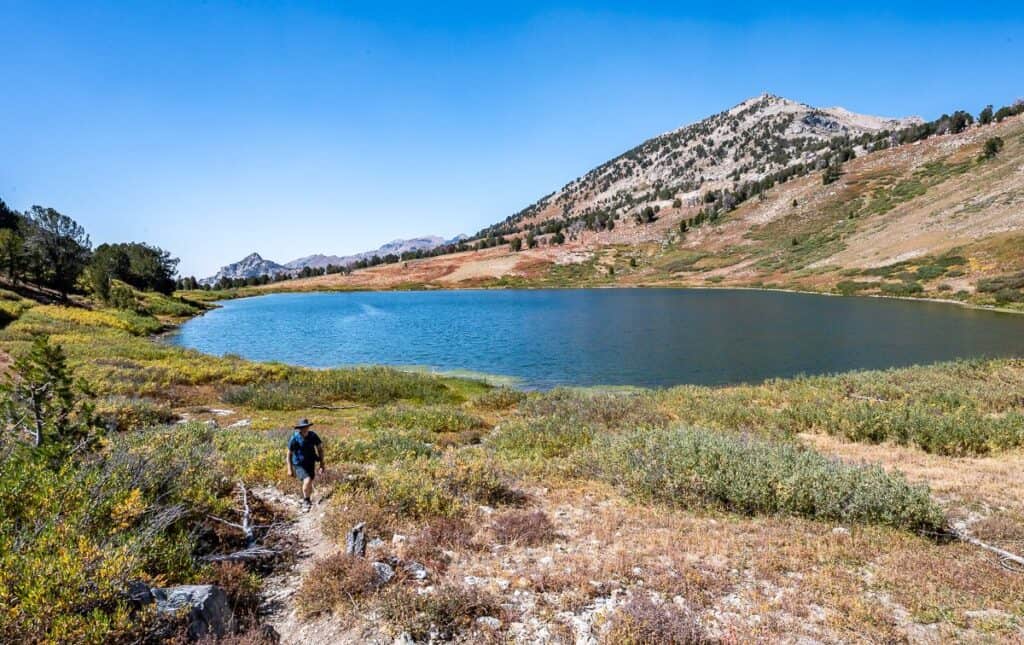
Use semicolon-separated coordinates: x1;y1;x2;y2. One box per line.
170;289;1024;388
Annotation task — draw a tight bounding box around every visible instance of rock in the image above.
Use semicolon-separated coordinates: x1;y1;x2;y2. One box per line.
152;584;232;639
832;527;851;536
392;533;408;545
205;419;219;429
346;522;367;557
393;633;415;645
475;616;502;630
372;561;395;584
126;580;154;608
368;537;385;549
404;561;429;580
226;419;252;429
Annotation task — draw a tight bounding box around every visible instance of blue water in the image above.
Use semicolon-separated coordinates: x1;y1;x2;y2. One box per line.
170;289;1024;389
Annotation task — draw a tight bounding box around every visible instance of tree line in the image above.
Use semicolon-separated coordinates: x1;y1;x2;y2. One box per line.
0;199;179;302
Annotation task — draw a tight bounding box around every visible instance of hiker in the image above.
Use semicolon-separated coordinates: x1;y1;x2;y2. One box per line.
286;418;324;510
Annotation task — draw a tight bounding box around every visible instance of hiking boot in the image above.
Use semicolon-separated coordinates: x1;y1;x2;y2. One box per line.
301;498;312;512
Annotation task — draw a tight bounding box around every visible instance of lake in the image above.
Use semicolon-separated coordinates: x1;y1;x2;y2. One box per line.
170;289;1024;389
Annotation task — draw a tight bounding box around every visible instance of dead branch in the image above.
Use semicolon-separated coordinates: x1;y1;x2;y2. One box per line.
201;546;279;563
951;526;1024;572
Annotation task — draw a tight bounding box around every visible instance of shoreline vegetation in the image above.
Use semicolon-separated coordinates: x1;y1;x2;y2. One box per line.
3;281;1024;642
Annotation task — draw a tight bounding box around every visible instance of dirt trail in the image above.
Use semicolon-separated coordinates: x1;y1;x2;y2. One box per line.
254;486;360;644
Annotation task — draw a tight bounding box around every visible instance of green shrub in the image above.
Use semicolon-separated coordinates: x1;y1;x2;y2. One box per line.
472;386;527;410
221;367;458;410
520;389;668;430
95;396;177;431
880;281;923;297
363;405;486;434
345;450;518;520
488;416;595;462
586;426;945;533
0;423;229;643
336;427;437;463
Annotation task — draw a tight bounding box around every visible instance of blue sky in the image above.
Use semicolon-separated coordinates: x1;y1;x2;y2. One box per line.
2;1;1022;277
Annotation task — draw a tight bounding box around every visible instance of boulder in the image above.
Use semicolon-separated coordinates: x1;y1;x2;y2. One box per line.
152;584;233;639
372;561;396;585
346;522;367;557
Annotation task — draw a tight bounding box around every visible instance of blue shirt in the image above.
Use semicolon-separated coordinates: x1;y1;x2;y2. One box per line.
288;430;322;469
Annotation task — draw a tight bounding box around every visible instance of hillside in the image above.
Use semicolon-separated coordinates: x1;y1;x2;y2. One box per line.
266;97;1024;310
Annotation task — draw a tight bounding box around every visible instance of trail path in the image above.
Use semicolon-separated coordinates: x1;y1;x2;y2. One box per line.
254;486;359;645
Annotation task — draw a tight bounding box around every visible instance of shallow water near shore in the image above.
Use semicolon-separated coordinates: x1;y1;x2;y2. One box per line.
170;289;1024;389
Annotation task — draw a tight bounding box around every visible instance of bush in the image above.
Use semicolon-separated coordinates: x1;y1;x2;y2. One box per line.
880;281;923;297
323;490;400;543
377;584;503;641
491;509;556;546
981;136;1004;159
336;427;437;464
297;554;380;616
472;386;527;411
520;389;668;430
343;451;519;521
0;423;228;643
587;426;945;533
601;595;709;645
95;396;177;431
221;367;458;410
363;405;486;434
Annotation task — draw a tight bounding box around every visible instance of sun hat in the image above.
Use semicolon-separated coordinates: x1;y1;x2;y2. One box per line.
294;418;314;429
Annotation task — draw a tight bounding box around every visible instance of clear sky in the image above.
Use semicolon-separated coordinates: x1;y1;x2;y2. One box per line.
2;1;1022;277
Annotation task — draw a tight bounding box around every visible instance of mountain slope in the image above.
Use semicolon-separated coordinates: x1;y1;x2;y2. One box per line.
482;94;921;236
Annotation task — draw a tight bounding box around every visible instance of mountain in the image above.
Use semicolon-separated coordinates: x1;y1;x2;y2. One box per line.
482;93;922;235
268;93;1024;304
200;253;288;286
203;236;457;284
284;236;449;270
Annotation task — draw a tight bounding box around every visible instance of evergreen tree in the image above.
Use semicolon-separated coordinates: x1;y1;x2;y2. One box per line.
979;105;994;125
1;336;96;451
25;206;91;299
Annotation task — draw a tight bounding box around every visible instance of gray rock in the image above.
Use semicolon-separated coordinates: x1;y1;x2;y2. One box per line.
226;419;252;429
476;616;502;630
346;522;366;557
404;561;429;581
152;584;232;639
372;561;395;584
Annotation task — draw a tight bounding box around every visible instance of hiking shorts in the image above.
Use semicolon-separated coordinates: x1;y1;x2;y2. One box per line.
293;463;315;481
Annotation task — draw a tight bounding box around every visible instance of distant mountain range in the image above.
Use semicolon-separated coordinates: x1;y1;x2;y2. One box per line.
201;236;461;285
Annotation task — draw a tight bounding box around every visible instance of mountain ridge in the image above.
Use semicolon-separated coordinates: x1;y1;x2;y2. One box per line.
201;235;458;285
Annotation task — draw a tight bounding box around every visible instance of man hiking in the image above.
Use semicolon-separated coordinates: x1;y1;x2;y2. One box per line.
286;418;324;511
